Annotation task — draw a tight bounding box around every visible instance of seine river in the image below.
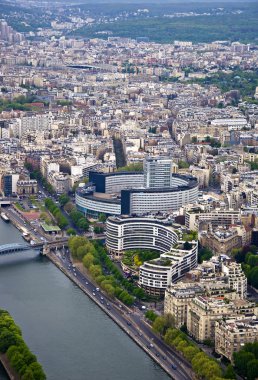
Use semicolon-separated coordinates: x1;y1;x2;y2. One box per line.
0;218;169;380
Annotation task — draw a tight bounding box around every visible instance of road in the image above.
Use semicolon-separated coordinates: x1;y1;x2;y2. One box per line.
2;194;194;379
51;247;194;380
4;207;53;244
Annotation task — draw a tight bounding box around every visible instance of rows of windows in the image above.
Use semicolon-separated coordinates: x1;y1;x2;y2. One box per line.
76;194;121;215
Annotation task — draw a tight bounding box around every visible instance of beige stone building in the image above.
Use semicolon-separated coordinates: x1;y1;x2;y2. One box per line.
200;228;242;255
215;317;258;361
187;297;257;342
164;283;203;328
222;262;247;299
164;277;244;329
17;179;38;195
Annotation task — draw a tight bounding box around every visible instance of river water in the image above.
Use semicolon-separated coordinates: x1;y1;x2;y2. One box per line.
0;218;169;380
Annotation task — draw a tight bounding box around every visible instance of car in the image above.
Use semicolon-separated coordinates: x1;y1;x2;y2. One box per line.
156;353;160;357
101;301;104;304
163;356;166;361
74;273;77;276
85;281;88;285
107;306;111;310
127;322;131;326
93;292;96;296
150;343;154;348
171;364;177;370
100;296;104;300
107;303;110;306
96;288;100;292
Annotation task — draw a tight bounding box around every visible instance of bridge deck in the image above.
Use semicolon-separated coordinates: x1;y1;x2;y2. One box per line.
0;243;34;255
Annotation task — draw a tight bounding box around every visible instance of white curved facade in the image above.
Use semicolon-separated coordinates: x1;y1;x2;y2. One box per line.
105;173;144;194
139;244;198;296
129;187;198;214
106;217;178;256
76;192;121;218
76;172;198;218
106;216;198;295
121;175;198;215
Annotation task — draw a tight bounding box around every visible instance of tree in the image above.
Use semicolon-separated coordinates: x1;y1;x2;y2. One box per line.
164;328;180;345
0;329;21;352
10;352;26;374
117;162;143;172
198;247;213;263
29;362;46;380
182;346;200;362
224;364;236;379
178;160;190;169
59;194;70;207
233;351;255;378
145;310;158;322
247;254;258;267
77;218;89;231
68;236;88;257
82;253;94;269
152;316;166;335
89;264;102;278
102;283;115;297
247;359;258;380
64;202;74;213
70;210;84;224
67;228;76;236
243;341;258;358
76;245;89;260
98;213;107;223
22;369;35;380
248;267;258;289
132;287;145;299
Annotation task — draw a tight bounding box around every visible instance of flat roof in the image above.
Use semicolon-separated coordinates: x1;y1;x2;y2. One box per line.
41;223;61;232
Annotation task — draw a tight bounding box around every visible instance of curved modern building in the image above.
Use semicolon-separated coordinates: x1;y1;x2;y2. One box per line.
76;170;198;218
106;216;198;295
89;171;144;194
106;216;178;257
121;175;198;215
139;245;198;296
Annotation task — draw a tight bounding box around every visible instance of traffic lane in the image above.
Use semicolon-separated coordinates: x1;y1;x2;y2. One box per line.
136;318;191;373
6;208;47;242
74;276;190;379
56;253;190;380
65;263;190;379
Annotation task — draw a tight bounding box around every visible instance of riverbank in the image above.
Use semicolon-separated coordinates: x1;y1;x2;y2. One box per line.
0;212;191;380
46;250;193;380
0;217;171;380
0;354;19;380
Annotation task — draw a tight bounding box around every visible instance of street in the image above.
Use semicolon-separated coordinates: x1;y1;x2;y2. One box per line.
51;247;194;380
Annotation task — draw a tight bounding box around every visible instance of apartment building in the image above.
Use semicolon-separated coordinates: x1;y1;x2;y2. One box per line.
222;262;247;299
215;317;258;361
200;228;242;255
187;297;257;342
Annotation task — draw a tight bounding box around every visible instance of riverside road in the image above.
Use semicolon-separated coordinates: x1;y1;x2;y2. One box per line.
1;205;193;380
51;247;193;380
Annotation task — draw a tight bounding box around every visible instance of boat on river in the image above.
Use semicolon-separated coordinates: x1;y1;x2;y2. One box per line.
0;212;10;222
